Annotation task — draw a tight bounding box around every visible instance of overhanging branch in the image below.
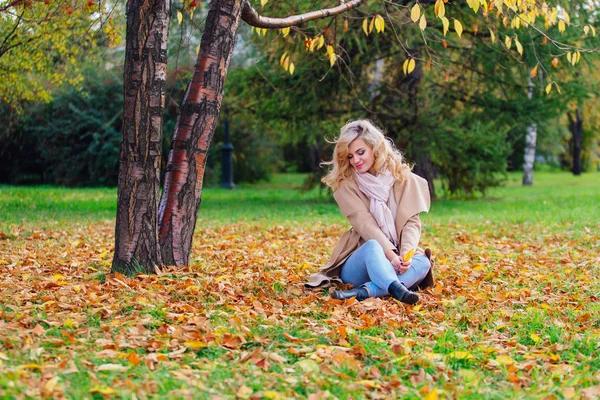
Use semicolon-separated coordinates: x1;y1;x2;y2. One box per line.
241;0;368;29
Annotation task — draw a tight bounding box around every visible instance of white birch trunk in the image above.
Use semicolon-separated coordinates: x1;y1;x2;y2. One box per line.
522;76;537;186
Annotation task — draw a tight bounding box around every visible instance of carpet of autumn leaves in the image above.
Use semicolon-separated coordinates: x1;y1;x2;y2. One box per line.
1;184;600;399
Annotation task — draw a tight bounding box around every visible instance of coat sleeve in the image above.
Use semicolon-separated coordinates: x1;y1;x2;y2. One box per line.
333;184;396;254
399;214;421;257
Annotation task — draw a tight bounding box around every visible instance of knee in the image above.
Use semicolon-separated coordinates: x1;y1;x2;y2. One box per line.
413;255;431;270
361;239;384;257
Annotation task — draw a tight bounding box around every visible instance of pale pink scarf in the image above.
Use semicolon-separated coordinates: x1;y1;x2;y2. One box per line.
354;169;398;246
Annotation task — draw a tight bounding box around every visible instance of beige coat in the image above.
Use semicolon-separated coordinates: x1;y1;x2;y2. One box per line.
306;170;432;289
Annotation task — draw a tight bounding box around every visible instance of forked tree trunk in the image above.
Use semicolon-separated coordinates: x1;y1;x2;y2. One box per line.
112;0;170;274
522;76;537;186
569;108;583;176
158;0;243;267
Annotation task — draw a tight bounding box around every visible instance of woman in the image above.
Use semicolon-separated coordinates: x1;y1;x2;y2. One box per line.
305;120;433;304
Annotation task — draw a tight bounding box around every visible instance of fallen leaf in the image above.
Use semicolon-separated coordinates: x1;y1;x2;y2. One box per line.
97;363;129;372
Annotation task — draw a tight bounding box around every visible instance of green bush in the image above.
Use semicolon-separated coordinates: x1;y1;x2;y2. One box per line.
430;114;510;197
0;65;123;186
1;63;282;187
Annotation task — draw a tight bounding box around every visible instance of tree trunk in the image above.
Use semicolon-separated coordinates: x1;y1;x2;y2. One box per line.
522;76;537;186
413;154;436;200
405;48;436;199
158;0;243;267
569;108;583;175
111;0;170;274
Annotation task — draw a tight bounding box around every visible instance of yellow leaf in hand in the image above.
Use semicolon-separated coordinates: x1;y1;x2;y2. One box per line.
403;249;415;262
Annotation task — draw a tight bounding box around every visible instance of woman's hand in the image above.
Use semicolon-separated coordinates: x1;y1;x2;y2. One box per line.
390;255;410;275
386;249;410;274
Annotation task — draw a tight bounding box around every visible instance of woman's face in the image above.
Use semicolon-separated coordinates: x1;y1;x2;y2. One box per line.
347;138;375;175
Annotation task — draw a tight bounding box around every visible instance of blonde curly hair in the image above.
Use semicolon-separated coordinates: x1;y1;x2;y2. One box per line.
321;119;410;190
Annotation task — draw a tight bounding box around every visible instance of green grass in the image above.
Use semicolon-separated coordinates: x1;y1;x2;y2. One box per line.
1;171;598;231
431;172;600;228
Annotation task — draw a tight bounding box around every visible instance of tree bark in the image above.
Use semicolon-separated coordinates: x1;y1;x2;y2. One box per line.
112;0;170;274
158;0;243;267
568;108;583;176
522;76;537;186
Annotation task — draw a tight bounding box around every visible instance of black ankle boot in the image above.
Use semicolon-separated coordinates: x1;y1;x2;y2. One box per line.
332;287;369;301
388;281;419;305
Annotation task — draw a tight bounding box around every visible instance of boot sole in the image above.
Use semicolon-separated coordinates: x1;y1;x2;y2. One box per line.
401;292;419;305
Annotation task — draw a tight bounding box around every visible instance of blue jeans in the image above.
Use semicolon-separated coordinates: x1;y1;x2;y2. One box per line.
340;239;431;298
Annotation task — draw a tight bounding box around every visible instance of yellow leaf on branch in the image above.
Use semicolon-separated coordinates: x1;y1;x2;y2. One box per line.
419;15;427;31
317;35;324;50
434;0;445;18
489;28;496;44
374;15;385;33
362;18;369;36
282;55;290;71
325;45;334;57
177;10;183;25
411;3;421;23
403;58;416;75
326;45;337;67
329;53;337;67
309;37;319;52
515;37;523;55
281;27;290;37
467;0;479;13
442;17;449;36
454;19;463;37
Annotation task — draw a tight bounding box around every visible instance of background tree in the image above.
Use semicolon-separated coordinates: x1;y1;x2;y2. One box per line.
0;0;120;108
225;0;598;195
